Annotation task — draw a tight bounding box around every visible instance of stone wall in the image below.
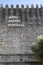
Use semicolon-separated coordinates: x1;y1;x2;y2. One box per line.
0;4;43;65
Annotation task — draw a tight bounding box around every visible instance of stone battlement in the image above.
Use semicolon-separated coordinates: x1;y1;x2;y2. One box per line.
0;4;43;22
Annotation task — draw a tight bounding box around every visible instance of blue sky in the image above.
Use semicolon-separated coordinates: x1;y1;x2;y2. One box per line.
0;0;43;7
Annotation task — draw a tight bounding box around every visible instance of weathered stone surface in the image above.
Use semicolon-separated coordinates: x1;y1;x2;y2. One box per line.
0;5;43;65
0;23;43;54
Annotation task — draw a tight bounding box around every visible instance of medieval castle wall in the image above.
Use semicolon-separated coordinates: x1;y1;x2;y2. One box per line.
0;4;43;65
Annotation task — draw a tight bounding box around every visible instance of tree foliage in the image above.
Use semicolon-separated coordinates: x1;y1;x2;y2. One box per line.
31;35;43;60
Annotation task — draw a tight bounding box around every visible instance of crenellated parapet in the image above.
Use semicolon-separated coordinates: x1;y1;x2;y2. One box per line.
5;5;9;17
0;4;3;22
26;5;29;21
36;5;40;20
0;4;43;23
21;5;25;21
10;5;14;16
16;5;19;16
31;4;36;19
40;4;43;21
